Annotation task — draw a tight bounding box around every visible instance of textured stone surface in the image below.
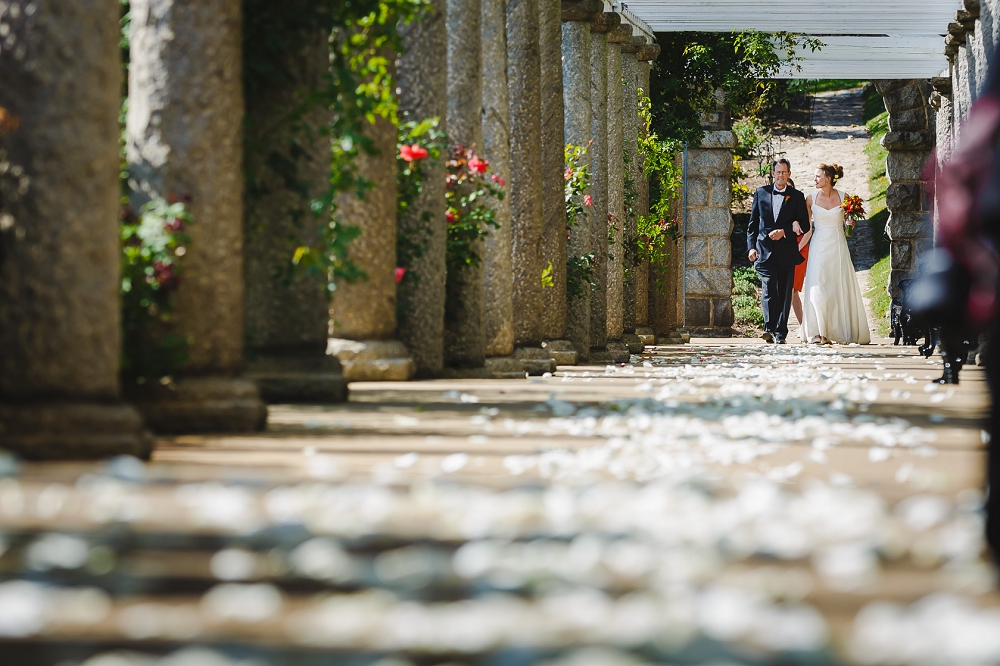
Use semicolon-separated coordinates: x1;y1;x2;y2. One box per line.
686;206;732;237
127;0;265;431
686;237;708;266
699;130;739;150
605;42;624;342
397;0;448;376
713;298;734;328
886;151;931;182
685;298;711;327
887;212;932;240
332;91;398;339
327;340;417;382
709;176;733;208
539;0;568;342
513;346;558;375
885;182;923;213
588;19;612;353
481;0;515;358
543;339;578;365
686;149;732;177
330;55;414;381
243;23;346;403
563;19;592;360
129;378;268;434
709;237;732;267
882;131;935;151
0;0;150;456
890;240;913;270
621;51;639;335
446;0;486;368
560;0;602;21
507;0;544;347
685;268;733;298
128;0;246;376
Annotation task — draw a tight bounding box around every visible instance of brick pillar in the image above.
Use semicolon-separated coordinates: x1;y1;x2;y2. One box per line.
684;115;736;333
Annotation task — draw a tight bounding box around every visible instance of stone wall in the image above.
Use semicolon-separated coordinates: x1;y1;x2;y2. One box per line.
683;126;736;332
873;79;935;298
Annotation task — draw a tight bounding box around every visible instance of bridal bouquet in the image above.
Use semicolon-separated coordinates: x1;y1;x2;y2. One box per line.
841;194;866;237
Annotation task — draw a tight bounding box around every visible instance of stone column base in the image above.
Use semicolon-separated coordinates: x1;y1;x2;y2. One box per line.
543;340;578;366
589;340;630;363
514;347;558;375
327;339;416;382
635;326;656;345
485;356;529;379
621;332;644;354
129;378;268;434
244;354;348;404
0;402;153;460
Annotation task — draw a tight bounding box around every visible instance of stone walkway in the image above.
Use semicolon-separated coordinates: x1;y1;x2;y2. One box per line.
0;340;994;665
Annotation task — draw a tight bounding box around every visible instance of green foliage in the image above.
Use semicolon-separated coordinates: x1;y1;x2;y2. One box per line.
862;82;887;124
120;198;193;383
241;0;430;294
541;262;554;289
445;145;503;275
731;157;753;210
649;31;822;145
864;109;891;261
564;143;596;302
733;115;777;178
865;254;892;337
396;117;447;291
732;266;764;333
635;93;684;293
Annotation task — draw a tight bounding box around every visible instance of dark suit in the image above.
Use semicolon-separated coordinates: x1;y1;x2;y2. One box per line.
747;185;810;338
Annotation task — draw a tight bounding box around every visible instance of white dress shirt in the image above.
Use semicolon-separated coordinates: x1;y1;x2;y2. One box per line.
771;186;787;223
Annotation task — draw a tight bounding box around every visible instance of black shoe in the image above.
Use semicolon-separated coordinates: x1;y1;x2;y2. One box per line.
761;331;774;343
775;334;786;344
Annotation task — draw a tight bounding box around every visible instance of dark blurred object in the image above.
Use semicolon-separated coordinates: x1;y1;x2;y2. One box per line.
928;62;1000;556
907;249;975;384
891;277;931;349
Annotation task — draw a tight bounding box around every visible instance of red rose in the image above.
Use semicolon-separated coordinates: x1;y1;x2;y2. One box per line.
446;209;459;223
400;144;427;162
468;156;488;173
395;267;407;283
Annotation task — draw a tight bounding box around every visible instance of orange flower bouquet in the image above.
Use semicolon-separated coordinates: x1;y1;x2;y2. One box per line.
840;194;866;238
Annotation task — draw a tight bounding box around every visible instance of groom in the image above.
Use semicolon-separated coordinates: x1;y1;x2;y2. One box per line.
747;159;809;344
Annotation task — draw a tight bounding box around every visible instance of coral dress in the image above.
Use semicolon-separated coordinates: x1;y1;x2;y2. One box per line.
793;239;809;291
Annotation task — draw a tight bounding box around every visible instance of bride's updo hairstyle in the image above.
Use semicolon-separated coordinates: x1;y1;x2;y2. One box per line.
818;163;844;185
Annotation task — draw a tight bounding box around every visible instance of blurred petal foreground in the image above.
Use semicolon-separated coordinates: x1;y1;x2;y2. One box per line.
0;341;995;665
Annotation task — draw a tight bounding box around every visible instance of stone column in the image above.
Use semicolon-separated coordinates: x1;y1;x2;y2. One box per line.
587;12;619;360
650;154;687;344
445;0;487;371
481;0;522;378
603;22;632;362
561;0;603;362
507;0;556;374
243;26;348;404
619;36;644;354
397;0;448;377
684;106;737;333
329;55;416;381
873;79;935;298
127;0;266;432
931;77;954;239
0;0;151;458
538;0;574;365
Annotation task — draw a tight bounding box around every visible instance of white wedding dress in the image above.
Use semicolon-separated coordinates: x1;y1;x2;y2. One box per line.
800;190;871;344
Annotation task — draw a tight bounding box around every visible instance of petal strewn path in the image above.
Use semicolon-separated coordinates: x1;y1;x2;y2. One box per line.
0;340;994;665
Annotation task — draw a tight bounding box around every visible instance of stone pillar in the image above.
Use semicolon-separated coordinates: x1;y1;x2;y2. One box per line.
603;22;632;361
0;0;151;458
397;0;448;377
650;154;687;344
538;0;574;365
587;12;618;360
127;0;266;432
445;0;487;371
243;25;348;404
561;0;602;363
634;52;657;346
507;0;556;374
480;0;522;378
329;55;416;381
684;106;736;333
931;77;954;240
873;79;935;298
619;36;644;354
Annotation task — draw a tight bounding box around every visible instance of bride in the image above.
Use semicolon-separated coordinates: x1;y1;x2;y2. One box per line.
799;163;871;345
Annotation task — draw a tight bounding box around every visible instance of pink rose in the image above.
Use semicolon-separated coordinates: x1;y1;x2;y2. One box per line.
583;194;592;206
395;267;406;283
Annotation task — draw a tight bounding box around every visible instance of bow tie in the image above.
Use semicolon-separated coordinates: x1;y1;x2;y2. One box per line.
773;189;786;195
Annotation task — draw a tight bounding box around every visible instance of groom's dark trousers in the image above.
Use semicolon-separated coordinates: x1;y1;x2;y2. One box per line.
747;184;810;338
